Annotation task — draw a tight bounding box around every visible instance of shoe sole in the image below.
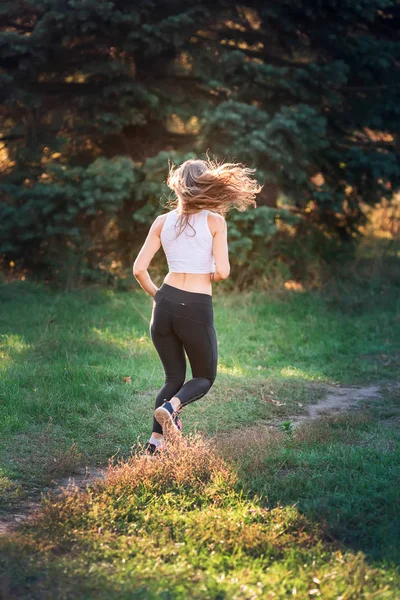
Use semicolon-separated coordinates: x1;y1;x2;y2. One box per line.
154;406;181;436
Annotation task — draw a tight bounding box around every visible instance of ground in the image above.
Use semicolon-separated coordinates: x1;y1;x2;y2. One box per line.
0;280;399;598
1;381;398;533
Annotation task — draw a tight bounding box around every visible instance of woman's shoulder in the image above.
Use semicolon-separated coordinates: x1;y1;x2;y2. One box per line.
206;209;225;220
207;210;226;224
153;211;172;235
206;210;226;237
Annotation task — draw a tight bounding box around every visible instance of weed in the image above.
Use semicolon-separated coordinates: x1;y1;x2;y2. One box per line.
1;429;399;598
279;420;293;435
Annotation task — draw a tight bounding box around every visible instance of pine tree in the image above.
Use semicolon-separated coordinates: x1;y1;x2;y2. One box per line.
0;1;399;276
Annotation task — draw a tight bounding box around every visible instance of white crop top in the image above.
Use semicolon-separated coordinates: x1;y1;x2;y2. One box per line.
160;208;216;274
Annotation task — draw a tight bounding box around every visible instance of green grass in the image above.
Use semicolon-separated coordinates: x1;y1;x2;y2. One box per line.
0;279;398;488
1;400;400;598
0;279;399;597
217;387;400;564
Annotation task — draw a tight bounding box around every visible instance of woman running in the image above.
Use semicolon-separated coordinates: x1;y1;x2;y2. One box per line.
133;156;262;454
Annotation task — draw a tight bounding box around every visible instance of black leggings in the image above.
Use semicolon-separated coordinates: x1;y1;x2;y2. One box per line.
149;282;218;435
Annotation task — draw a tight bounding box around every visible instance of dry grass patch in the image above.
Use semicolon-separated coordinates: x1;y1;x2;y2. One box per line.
293;412;374;445
30;433;237;536
211;425;285;475
1;429;399;599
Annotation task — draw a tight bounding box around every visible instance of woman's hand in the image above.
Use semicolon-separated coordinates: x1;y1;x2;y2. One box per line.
133;267;159;298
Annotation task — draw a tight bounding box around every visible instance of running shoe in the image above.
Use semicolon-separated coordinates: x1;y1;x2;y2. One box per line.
142;442;161;457
154;400;182;436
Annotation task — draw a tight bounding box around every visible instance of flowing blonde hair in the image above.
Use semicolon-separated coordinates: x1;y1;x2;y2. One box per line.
165;154;262;237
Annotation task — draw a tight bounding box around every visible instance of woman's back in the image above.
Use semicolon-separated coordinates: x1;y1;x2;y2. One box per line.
133;156;260;296
160;208;216;275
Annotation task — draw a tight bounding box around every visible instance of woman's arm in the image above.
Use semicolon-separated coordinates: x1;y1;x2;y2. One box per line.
212;215;230;282
133;215;163;297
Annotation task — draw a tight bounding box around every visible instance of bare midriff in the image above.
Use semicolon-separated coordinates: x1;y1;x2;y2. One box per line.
163;272;213;296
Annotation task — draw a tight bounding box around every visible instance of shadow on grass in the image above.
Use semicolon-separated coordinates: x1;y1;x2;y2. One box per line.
1;431;399;598
213;390;400;567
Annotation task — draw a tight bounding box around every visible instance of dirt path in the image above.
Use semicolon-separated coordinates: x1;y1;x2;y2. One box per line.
0;465;108;537
289;381;400;428
1;380;399;536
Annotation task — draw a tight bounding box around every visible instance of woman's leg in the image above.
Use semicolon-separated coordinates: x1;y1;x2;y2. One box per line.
169;318;218;410
153;319;217;437
149;304;186;436
151;284;218;438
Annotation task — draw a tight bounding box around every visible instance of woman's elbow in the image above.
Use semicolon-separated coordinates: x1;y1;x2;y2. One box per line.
214;266;230;281
133;262;146;277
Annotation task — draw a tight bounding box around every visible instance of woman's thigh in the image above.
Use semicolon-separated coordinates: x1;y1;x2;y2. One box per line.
177;319;218;381
151;289;218;382
149;305;186;380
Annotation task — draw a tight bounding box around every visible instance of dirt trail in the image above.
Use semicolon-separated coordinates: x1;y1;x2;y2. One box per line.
1;380;399;536
0;466;108;536
289;381;400;428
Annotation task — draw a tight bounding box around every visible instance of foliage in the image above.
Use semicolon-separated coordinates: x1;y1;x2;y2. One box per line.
0;1;399;281
279;420;294;435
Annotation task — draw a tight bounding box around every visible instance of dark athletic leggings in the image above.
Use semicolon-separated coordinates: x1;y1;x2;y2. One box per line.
149;282;218;435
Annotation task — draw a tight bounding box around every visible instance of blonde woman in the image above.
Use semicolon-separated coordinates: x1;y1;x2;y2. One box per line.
133;157;262;455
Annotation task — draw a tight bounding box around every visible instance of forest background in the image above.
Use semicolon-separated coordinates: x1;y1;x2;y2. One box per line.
1;0;399;292
1;4;400;597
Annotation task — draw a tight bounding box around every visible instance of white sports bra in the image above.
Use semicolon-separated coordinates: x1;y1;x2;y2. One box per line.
160;208;216;274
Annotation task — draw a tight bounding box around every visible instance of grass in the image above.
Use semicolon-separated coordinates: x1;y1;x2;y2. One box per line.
0;276;399;597
1;408;400;598
214;387;400;564
0;278;398;488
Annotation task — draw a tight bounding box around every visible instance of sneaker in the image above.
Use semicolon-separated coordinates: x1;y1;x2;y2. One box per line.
154;400;182;436
142;442;161;457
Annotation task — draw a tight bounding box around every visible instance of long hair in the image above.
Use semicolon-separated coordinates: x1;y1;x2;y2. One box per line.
165;155;263;237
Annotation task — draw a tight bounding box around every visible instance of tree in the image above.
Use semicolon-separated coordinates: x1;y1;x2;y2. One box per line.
0;1;399;280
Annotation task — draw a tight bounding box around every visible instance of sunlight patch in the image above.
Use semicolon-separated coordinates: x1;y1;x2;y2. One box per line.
280;365;311;379
0;334;31;368
91;327;153;352
217;363;245;376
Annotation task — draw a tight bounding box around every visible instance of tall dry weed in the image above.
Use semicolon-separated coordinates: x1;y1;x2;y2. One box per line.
35;433;237;531
107;432;236;493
